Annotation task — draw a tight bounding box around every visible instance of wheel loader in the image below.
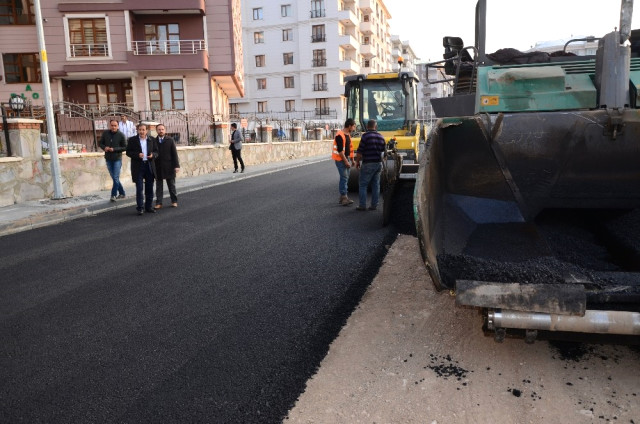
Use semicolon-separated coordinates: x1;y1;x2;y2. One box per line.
344;69;421;225
416;0;640;341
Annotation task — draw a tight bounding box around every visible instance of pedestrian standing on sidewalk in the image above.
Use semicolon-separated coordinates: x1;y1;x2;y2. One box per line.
355;119;386;211
118;114;137;139
154;124;180;209
126;123;158;215
332;118;356;206
99;119;127;202
230;123;245;173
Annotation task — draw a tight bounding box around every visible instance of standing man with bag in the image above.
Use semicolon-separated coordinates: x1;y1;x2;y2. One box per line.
99;119;128;202
126;123;158;215
333;118;356;206
154;124;180;209
230;123;245;173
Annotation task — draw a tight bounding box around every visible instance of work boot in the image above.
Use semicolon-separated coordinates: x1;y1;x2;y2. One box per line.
339;195;354;206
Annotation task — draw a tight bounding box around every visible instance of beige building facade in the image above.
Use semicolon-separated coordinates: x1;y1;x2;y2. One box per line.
0;0;244;119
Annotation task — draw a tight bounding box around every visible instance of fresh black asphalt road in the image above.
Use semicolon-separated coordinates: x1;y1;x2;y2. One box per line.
0;160;415;423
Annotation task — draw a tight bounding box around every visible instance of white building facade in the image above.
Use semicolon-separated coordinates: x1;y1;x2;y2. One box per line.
232;0;393;123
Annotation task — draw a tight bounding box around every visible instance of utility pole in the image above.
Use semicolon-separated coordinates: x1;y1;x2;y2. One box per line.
34;0;64;199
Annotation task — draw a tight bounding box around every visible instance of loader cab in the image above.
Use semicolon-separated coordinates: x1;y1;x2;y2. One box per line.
344;72;419;132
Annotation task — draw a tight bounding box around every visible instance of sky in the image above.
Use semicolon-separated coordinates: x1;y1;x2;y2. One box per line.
386;0;639;63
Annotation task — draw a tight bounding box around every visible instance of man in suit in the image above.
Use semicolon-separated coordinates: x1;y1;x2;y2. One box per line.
126;123;159;215
154;123;180;209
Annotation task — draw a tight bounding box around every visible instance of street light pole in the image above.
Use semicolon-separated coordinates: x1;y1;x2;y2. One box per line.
34;0;64;199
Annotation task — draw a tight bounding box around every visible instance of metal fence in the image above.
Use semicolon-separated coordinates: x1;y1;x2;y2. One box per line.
10;103;342;154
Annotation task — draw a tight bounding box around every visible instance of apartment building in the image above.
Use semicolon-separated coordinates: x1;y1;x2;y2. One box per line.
415;62;452;123
0;0;244;119
231;0;393;123
390;35;418;72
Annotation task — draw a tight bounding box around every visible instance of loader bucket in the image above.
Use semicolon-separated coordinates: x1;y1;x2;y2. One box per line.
415;110;640;292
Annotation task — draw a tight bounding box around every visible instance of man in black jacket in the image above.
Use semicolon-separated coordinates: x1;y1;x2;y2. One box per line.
154;124;180;209
99;119;128;202
126;123;159;215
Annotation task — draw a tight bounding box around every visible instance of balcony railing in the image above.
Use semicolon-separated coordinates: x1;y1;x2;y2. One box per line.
311;34;326;42
315;107;331;116
69;44;109;58
310;9;326;18
132;39;206;55
313;83;328;91
312;59;327;67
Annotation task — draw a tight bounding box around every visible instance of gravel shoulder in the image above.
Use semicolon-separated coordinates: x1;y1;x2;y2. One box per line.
286;235;640;424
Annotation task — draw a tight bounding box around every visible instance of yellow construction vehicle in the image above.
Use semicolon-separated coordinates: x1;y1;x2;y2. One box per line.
343;69;421;193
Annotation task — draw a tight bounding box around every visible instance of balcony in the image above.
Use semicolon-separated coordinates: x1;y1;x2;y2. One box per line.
339;58;359;75
359;0;374;13
360;43;374;58
360;21;373;34
311;34;326;43
132;39;206;55
126;47;208;71
123;0;205;13
315;107;331;116
339;33;358;50
69;44;109;58
312;59;327;67
313;83;328;91
338;7;358;26
310;9;326;18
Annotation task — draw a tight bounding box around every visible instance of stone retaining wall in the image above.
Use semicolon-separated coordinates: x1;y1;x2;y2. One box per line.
0;119;332;207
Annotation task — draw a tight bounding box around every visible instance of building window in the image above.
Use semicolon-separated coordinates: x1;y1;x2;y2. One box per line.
315;98;329;116
254;31;264;44
310;0;325;18
148;79;185;110
67;17;109;57
283;52;293;65
2;53;40;83
257;101;267;113
282;29;293;41
311;25;325;42
285;100;295;112
0;0;35;25
253;8;263;20
362;36;370;45
312;49;326;67
255;55;265;67
284;76;294;89
363;14;370;22
313;74;327;91
144;23;180;54
281;4;292;17
86;83;118;106
363;59;370;67
230;103;239;115
257;78;267;90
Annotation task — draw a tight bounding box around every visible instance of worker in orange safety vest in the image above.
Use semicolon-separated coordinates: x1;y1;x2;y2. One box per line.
332;118;357;206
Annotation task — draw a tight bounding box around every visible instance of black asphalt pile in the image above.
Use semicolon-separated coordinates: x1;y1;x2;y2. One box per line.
437;209;640;291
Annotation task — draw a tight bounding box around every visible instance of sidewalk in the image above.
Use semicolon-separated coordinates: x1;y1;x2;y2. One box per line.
0;155;328;238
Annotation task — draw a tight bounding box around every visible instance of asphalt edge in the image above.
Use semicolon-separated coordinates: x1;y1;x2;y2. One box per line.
0;156;328;238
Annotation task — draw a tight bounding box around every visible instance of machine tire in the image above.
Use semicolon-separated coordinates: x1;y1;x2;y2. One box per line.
348;168;359;192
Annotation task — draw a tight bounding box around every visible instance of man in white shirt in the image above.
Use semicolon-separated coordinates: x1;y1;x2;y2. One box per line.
125;123;158;215
118;114;137;139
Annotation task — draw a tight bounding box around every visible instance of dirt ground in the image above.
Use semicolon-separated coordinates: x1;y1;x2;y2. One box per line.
286;235;640;424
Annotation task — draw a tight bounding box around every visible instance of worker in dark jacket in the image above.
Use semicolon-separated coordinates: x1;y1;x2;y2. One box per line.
355;119;386;211
126;123;158;215
154;124;180;209
99;119;128;202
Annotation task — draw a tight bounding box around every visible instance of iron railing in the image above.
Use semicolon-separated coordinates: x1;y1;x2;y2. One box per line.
131;39;206;55
69;44;109;57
